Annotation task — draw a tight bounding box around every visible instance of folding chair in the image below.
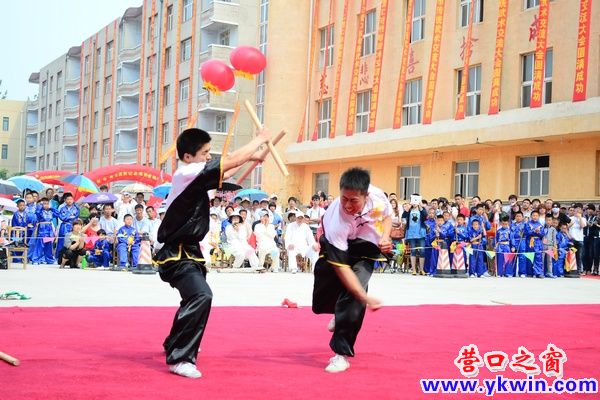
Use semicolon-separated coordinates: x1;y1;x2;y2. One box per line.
6;227;28;269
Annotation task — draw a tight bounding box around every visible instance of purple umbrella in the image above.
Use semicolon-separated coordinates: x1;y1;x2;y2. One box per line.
78;192;118;204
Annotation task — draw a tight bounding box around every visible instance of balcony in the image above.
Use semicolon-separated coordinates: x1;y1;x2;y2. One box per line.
117;79;140;96
113;149;138;164
198;90;236;111
201;1;240;30
26;137;37;157
64;105;79;119
119;45;142;63
199;44;233;64
27;99;39;110
62;146;78;165
63;133;78;145
65;77;80;91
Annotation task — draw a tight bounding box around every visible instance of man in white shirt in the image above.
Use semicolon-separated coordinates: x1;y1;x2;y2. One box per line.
270;193;283;215
133;204;151;236
569;203;587;274
312;168;391;374
254;210;280;272
99;204;119;243
146;206;162;250
284;211;318;273
117;192;136;226
254;198;272;222
209;197;227;221
225;212;261;270
306;194;325;235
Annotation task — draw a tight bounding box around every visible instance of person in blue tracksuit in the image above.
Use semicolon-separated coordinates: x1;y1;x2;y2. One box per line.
454;213;469;272
116;214;140;268
424;208;436;274
31;197;56;264
470;204;492;235
554;223;572;277
468;219;488;277
88;229;112;268
525;209;546;278
11;200;36;262
23;192;38;249
55;193;80;260
441;211;455;267
427;215;445;275
510;211;528;277
495;215;512;277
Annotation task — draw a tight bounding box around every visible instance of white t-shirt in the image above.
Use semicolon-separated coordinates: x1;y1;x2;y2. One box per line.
306;206;325;229
569;216;587;242
284;221;315;250
167;162;206;210
322;185;392;252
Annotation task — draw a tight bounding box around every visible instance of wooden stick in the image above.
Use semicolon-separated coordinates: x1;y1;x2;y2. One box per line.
236;130;287;185
243;99;289;176
0;351;20;366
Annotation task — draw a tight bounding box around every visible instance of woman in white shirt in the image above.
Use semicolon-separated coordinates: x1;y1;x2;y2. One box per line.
225;212;261;271
254;210;280;272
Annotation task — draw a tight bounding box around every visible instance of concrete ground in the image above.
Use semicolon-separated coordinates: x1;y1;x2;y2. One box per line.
1;264;600;307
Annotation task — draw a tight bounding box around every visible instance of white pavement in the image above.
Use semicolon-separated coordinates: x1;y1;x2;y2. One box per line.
1;264;600;307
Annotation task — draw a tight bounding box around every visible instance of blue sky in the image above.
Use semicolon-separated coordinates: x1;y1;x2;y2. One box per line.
1;0;142;101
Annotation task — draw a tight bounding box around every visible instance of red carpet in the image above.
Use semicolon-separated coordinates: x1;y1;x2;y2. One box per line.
1;305;599;399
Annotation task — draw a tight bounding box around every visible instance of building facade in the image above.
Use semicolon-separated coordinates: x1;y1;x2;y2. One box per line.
0;99;27;175
260;0;600;203
26;0;260;184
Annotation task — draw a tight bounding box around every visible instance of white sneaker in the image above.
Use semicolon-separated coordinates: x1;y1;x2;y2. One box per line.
327;316;335;332
169;362;202;378
325;354;350;373
520;274;526;278
290;269;298;274
482;272;491;277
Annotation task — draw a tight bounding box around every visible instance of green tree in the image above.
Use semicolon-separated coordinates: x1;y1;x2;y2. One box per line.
0;168;8;180
0;80;7;99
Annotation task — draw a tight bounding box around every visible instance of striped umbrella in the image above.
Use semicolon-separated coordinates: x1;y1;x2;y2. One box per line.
60;174;99;195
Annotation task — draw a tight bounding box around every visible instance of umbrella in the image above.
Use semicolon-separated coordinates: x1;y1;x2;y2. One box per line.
78;192;118;204
236;188;268;202
153;183;172;199
121;183;153;194
221;182;242;192
8;175;45;192
0;197;18;212
147;196;164;208
60;174;99;194
0;180;21;196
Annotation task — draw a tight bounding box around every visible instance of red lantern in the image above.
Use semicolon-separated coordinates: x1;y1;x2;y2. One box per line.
230;46;267;79
200;59;235;94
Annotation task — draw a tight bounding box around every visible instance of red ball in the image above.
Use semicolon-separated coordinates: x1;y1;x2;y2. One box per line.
200;59;235;93
230;46;267;76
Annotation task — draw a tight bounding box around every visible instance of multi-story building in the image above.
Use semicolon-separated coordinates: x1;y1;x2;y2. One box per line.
260;0;600;203
0;99;27;175
26;0;260;184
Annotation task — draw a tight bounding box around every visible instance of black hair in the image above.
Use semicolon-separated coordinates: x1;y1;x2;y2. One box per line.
97;229;106;235
436;214;444;219
508;194;518;201
319;192;327;201
531;209;539;216
454;193;463;198
472;195;481;201
73;219;83;226
514;211;523;216
146;206;155;212
31;190;38;195
500;215;510;222
225;205;234;212
103;204;113;210
252;200;259;205
136;192;144;197
16;199;25;205
430;198;438;203
475;204;484;209
288;196;297;203
268;202;276;208
99;184;109;191
311;194;320;201
574;202;584;209
134;204;144;210
339;167;370;193
532;198;541;203
587;204;596;211
234;197;242;202
40;197;49;202
176;128;211;160
523;198;531;203
457;213;466;219
124;214;133;219
62;192;73;200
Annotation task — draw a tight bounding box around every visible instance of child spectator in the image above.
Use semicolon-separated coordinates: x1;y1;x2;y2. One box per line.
116;214;140;269
543;215;557;278
59;219;86;269
495;215;512;277
468;219;488;277
88;229;112;268
510;211;528;278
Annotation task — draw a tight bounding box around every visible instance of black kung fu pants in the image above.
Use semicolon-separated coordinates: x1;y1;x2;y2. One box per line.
159;257;213;365
312;238;378;357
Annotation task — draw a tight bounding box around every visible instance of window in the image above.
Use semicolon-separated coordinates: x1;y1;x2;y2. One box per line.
104;107;110;125
147;14;157;40
525;0;540;9
398;166;420;200
454;161;479;197
216;113;227;133
40;132;45;146
162;122;170;144
181;38;192;62
319;25;335;68
519;155;549;196
219;29;230;46
355;90;371;134
92;141;98;159
102;139;109;157
42;80;48;97
50;76;54;93
178;118;188;134
411;0;426;42
105;76;112;94
163;85;170;106
38;156;44;169
81;145;87;161
1;145;7;160
48;105;53;120
179;78;190;102
55;100;61;115
94;111;99;128
2;117;8;131
403;79;422;125
167;5;173;30
95;81;100;98
146;54;156;77
457;65;482;116
56;71;62;89
362;11;376;57
256;71;265;123
521;49;553;107
41;107;46;122
183;0;193;22
318;98;332;139
165;47;172;68
83;87;89;104
106;41;113;64
460;0;484;27
53;152;58;167
84;55;90;74
54;126;60;141
47;129;51;144
96;48;102;70
82;116;88;134
313;173;329;195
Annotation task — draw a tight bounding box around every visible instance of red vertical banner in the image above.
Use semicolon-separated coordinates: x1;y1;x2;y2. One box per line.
422;0;445;125
530;0;549;108
312;0;335;141
367;0;389;133
455;0;475;120
345;0;368;136
329;0;349;138
393;0;414;129
296;0;321;143
488;0;508;115
573;0;591;102
138;1;148;164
